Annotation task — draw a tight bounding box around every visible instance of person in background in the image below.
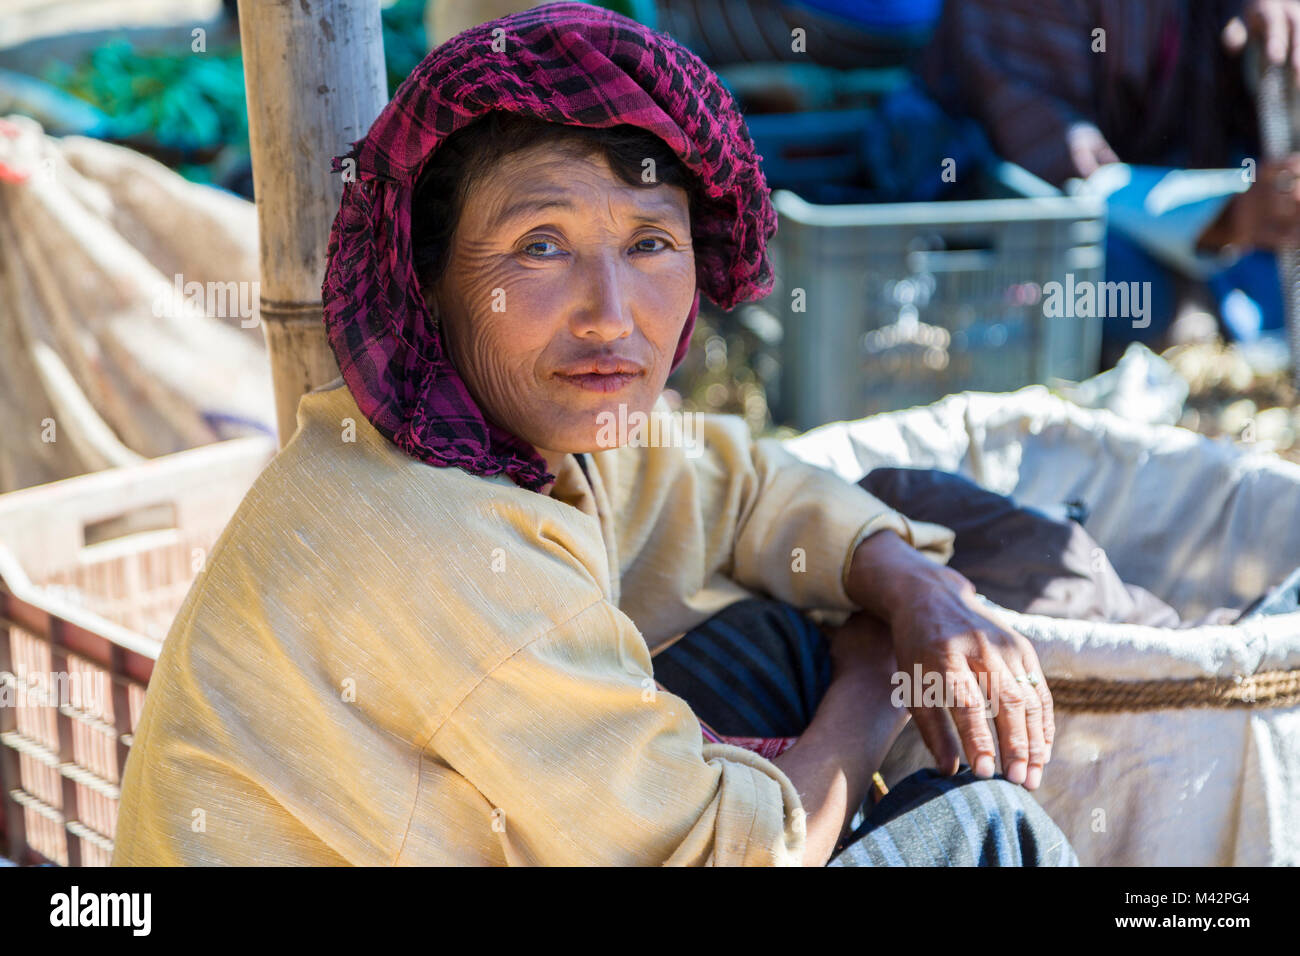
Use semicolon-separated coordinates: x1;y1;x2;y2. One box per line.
921;0;1300;366
653;0;942;69
428;0;942;64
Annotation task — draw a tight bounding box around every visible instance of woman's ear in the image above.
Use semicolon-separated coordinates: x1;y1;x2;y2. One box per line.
421;282;441;323
418;281;446;355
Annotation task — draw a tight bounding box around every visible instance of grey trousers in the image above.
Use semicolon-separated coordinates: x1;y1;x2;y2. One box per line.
829;764;1080;867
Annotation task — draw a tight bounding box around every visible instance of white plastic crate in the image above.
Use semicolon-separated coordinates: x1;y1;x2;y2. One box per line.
763;164;1107;430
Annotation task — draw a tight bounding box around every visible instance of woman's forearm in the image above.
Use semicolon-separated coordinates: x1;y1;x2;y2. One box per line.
771;668;910;867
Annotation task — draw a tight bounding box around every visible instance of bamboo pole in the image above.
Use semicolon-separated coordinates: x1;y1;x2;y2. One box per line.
236;0;388;446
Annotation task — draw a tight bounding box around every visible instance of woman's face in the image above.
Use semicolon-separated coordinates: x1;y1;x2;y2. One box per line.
427;142;696;474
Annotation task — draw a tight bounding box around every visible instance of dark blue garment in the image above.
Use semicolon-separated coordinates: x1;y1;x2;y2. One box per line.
1100;230;1179;358
859;83;998;203
1100;228;1289;364
1100;191;1285;355
1208;250;1286;342
653;596;831;736
791;0;943;30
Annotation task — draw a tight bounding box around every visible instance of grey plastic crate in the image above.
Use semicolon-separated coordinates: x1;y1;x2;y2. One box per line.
762;163;1107;430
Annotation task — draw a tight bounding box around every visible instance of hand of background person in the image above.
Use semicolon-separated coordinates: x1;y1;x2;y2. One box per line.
1224;0;1300;86
1198;154;1300;252
1066;122;1121;179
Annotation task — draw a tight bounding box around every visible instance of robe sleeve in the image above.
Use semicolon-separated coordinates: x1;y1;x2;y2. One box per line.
671;411;955;614
410;598;807;866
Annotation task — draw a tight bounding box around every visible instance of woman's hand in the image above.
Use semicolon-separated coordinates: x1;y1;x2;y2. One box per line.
844;531;1055;791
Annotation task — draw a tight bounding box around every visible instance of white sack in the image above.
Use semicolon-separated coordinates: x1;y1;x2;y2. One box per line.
783;386;1300;865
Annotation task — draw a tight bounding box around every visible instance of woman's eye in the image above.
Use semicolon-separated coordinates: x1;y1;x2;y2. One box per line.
632;237;668;253
521;239;561;257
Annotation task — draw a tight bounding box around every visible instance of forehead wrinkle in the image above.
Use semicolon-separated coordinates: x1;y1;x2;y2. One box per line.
473;155;688;230
494;196;575;226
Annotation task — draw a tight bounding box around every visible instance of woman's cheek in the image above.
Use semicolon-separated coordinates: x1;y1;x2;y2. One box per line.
458;255;526;315
506;273;571;326
639;255;696;353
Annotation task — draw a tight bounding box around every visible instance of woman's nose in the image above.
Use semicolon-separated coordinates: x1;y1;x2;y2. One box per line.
569;250;636;340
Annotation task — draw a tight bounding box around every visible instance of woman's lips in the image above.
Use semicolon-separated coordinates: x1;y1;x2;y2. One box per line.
556;371;641;393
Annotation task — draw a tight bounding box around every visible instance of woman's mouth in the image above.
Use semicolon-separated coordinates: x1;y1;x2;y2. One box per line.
556;372;642;393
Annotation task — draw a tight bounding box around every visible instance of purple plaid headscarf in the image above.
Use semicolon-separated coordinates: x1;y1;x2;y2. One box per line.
321;1;777;492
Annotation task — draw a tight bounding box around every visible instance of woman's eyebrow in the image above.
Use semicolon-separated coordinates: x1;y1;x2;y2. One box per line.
628;210;686;228
497;195;686;229
497;197;573;224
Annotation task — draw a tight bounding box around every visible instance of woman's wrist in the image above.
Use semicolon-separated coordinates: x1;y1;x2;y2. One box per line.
845;529;958;626
834;666;912;736
825;663;912;779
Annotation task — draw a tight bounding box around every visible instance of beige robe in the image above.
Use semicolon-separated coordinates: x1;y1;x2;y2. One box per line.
111;376;953;865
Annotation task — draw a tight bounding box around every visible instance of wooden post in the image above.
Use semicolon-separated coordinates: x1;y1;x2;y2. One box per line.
237;0;388;446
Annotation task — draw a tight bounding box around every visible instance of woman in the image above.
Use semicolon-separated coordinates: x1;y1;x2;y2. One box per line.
112;2;1073;866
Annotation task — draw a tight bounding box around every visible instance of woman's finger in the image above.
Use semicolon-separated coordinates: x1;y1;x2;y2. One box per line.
1024;653;1056;762
986;656;1031;786
954;601;1037;783
945;661;999;778
908;687;963;776
1255;1;1291;66
1013;665;1048;790
1287;4;1300;85
1223;15;1248;54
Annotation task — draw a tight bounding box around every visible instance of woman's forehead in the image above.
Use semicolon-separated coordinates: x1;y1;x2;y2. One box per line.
467;151;690;226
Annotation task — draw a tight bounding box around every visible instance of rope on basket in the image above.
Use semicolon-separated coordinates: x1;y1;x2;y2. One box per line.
1047;669;1300;712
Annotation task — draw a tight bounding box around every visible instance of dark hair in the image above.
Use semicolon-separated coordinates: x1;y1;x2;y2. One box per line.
410;111;703;293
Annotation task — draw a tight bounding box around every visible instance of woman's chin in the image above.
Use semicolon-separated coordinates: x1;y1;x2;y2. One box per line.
536;425;632;457
525;383;667;454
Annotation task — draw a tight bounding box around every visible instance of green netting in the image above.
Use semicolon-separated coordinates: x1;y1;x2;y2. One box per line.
37;0;436;189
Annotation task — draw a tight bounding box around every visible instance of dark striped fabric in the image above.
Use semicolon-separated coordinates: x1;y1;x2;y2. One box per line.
320;1;778;493
652;596;832;737
919;0;1257;187
655;0;934;69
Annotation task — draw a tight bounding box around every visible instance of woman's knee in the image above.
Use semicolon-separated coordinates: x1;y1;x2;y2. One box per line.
923;767;1079;867
834;765;1079;867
